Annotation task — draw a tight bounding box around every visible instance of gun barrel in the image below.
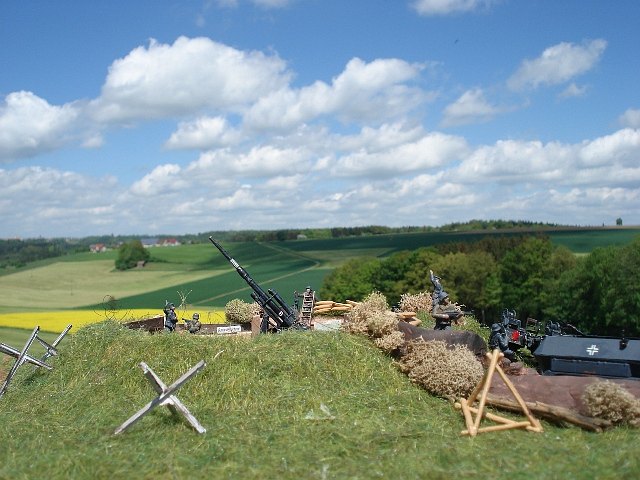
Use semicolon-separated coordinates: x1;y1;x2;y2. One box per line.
209;236;296;329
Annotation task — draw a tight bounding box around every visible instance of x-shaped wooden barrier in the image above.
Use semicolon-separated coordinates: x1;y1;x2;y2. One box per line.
0;324;71;399
114;360;207;435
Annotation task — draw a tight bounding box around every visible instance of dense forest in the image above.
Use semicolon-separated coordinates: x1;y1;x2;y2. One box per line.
320;234;640;337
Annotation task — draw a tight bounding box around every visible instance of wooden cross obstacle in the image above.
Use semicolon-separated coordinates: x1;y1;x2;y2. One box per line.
114;360;207;435
0;324;72;399
455;349;543;436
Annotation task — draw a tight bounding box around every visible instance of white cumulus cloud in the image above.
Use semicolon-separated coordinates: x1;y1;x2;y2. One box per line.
507;39;607;91
189;145;312;178
244;57;426;130
90;36;291;123
130;164;186;196
441;88;504;127
0;92;79;162
619;108;640;128
411;0;495;16
165;116;243;150
331;132;469;177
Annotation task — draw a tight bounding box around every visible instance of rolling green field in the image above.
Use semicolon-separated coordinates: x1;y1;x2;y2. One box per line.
1;228;639;331
2;230;639;478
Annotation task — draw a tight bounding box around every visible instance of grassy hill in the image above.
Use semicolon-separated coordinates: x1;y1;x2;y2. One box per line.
1;321;638;479
1;227;639;316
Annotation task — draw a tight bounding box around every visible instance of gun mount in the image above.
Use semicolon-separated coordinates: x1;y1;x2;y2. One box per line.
495;309;640;379
209;237;306;333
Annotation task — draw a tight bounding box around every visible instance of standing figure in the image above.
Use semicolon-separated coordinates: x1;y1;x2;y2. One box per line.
163;302;178;333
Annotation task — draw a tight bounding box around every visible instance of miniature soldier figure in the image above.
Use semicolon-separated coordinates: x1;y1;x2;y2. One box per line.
430;270;463;330
488;323;517;362
431;290;464;330
163;302;178;333
184;312;202;334
293;286;314;311
429;270;443;297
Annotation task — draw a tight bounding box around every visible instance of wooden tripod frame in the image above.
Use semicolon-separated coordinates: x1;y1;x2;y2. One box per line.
456;349;543;436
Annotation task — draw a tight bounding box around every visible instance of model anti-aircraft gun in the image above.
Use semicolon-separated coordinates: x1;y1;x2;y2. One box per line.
209;237;307;333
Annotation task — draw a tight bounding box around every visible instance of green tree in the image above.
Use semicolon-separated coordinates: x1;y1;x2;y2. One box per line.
319;257;381;301
428;251;499;323
375;250;418;305
497;237;556;320
115;240;150;271
402;247;441;292
555;237;640;335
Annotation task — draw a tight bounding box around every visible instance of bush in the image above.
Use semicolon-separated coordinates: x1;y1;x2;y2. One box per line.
582;380;640;426
399;291;432;313
397;340;484;400
342;291;389;336
115;240;149;270
224;299;260;324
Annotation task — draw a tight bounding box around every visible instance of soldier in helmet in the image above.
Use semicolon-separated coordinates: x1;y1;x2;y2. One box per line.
163;302;178;333
431;290;464;330
184;312;202;334
430;270;464;330
488;322;516;362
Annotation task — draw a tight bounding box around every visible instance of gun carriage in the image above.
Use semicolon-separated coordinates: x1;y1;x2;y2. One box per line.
208;237;308;333
496;309;640;379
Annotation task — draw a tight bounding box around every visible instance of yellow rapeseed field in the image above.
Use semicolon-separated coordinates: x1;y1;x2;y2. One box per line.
0;309;225;333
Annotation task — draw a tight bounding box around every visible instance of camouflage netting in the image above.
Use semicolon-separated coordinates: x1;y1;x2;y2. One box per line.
224;299;260;324
397;339;484;400
582;380;640;427
398;291;432;313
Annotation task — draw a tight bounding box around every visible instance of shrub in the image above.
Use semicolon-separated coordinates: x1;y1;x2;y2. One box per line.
399;291;432;313
397;339;483;400
374;331;405;353
582;380;640;427
115;240;149;270
342;291;389;336
367;311;399;338
224;299;260;324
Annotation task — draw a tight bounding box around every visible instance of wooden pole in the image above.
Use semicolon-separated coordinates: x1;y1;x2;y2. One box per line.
471;349;502;431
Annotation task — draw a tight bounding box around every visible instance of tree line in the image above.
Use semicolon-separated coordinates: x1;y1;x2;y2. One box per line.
319;235;640;337
0;238;81;268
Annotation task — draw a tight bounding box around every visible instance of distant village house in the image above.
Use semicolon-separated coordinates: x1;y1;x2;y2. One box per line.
90;243;107;253
141;237;181;248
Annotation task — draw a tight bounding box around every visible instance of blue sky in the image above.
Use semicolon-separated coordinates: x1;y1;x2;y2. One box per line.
1;0;639;238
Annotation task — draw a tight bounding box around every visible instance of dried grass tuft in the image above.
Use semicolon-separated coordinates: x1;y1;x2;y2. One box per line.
397;339;484;400
367;311;399;338
582;380;640;427
374;331;406;353
399;291;433;314
342;291;390;335
224;299;260;324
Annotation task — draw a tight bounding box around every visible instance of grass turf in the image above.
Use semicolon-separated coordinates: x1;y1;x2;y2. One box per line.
1;321;638;479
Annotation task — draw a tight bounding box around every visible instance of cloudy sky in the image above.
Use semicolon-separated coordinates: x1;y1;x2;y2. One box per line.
2;0;639;238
